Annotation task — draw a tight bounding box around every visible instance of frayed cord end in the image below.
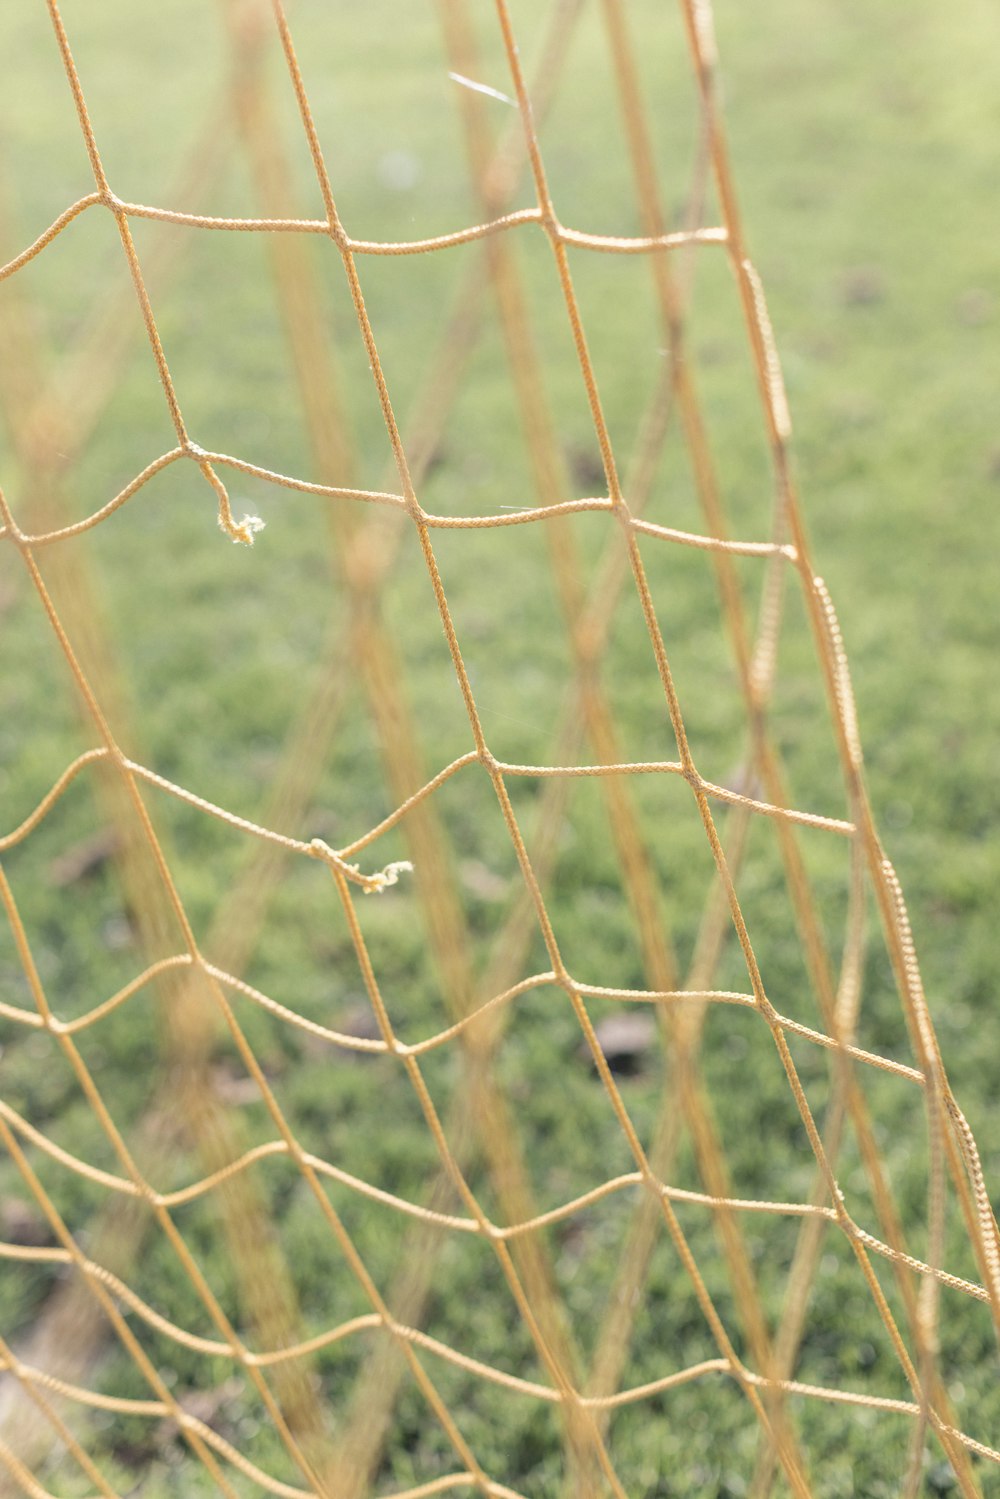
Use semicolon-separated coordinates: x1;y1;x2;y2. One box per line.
309;838;413;895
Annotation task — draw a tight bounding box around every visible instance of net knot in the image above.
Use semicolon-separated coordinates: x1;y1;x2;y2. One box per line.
309;838;413;895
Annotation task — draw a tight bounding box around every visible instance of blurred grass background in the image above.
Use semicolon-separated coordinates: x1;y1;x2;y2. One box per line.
0;0;998;1494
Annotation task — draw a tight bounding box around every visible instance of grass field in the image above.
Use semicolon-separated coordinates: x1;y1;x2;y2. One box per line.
1;0;999;1495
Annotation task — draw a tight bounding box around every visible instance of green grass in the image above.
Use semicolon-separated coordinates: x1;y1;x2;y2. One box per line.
1;0;999;1495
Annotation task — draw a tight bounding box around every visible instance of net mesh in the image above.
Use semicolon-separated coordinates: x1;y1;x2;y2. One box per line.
0;0;998;1495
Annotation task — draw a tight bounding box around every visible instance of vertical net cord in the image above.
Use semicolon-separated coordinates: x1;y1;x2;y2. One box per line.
0;80;358;1478
271;0;806;1493
265;5;646;1494
491;0;991;1488
677;0;998;1480
11;8;528;1494
591;5;978;1492
437;2;813;1488
217;1;613;1488
676;0;1000;1330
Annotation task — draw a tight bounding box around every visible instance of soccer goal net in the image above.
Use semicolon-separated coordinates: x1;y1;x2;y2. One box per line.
0;0;997;1495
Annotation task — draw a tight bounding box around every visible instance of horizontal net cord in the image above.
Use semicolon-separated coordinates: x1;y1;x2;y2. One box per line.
0;737;853;892
629;514;796;558
0;1244;67;1265
0;1354;165;1419
0;747;112;851
495;758;853;834
3;445;799;561
0;931;927;1094
0;955;196;1035
0;1099;827;1236
19;1133;989;1301
0;1331;117;1499
0;1353;315;1499
0;936;930;1165
0;1107;258;1496
6;1308;999;1470
8;1128;985;1310
0;189;727;282
0;1439;498;1499
2;1204;993;1479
